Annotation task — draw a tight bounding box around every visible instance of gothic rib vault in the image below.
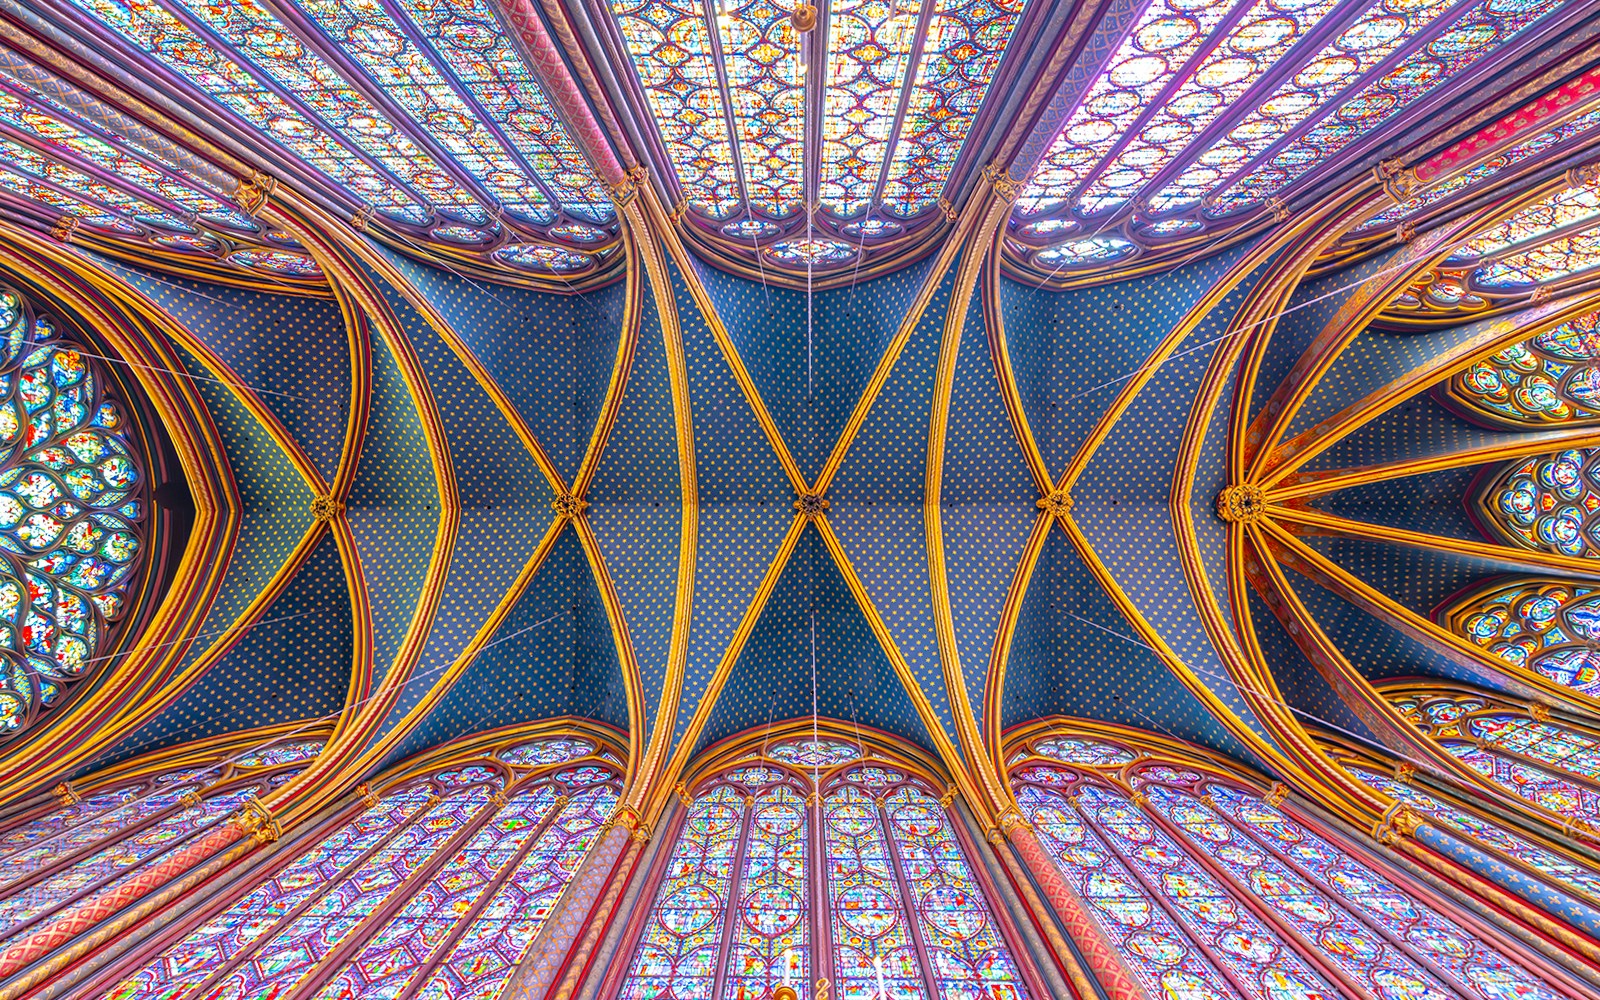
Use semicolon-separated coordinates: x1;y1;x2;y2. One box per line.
0;0;1600;996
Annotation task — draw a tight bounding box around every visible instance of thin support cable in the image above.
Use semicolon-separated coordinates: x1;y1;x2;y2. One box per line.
1059;607;1438;776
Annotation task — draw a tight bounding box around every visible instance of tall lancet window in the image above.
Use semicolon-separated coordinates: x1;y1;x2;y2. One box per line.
1006;725;1571;1000
0;737;318;947
1323;686;1600;907
621;732;1032;999
104;730;621;1000
1388;685;1600;822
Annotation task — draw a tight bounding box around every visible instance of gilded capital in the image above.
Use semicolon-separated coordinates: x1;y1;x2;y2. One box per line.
236;170;276;215
235;796;281;844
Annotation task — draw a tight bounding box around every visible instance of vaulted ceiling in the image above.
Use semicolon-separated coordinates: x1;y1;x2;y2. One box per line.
0;0;1596;827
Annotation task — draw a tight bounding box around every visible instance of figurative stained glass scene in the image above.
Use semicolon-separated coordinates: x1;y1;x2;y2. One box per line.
5;0;1600;998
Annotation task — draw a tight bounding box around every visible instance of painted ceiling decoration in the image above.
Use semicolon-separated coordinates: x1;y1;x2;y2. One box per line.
3;2;1600;1000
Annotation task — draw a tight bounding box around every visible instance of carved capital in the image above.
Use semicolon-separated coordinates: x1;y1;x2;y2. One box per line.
937;198;959;222
553;493;589;519
996;806;1030;836
51;214;78;244
1395;220;1415;244
1393;762;1415;785
1216;484;1265;524
1263;195;1290;222
1529;702;1551;722
1567;161;1600;188
1036;489;1073;517
983;162;1021;204
793;492;830;519
53;781;80;806
609;168;646;210
236;171;276;216
179;788;203;810
311;494;345;522
1374;802;1421;845
608;803;646;839
1264;782;1289;807
358;782;378;808
351;203;377;232
1373;158;1419;204
235;796;281;844
938;788;957;809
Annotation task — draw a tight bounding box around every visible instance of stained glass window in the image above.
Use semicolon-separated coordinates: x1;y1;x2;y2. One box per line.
1445;310;1600;425
64;0;611;273
1358;108;1600;233
623;756;1028;998
0;741;310;946
608;0;1024;261
767;736;861;767
0;288;146;742
1011;0;1578;273
1441;579;1600;695
1009;736;1570;1000
107;735;620;1000
1202;0;1568;217
1477;449;1600;559
1347;764;1600;905
1477;225;1600;289
1387;687;1600;827
1446;576;1600;694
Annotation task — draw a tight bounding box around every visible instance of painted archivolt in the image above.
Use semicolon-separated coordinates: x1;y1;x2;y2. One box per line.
0;286;145;744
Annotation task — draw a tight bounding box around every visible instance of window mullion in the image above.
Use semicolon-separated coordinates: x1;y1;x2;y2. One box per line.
878;791;942;1000
808;788;833;996
1203;786;1481;998
293;784;508;997
1072;786;1263;1000
185;787;441;997
1137;789;1383;1000
709;791;756;1000
0;779;264;942
391;785;575;1000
